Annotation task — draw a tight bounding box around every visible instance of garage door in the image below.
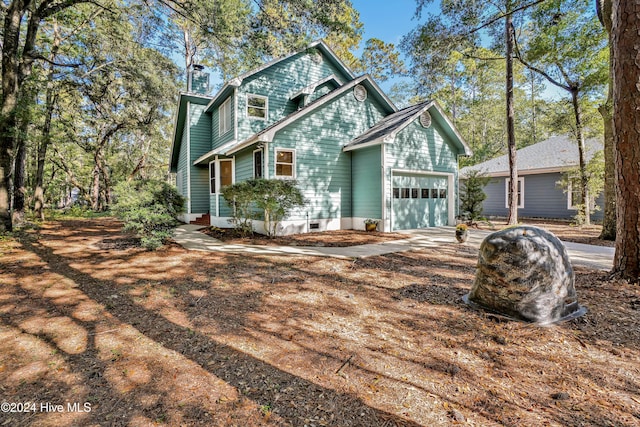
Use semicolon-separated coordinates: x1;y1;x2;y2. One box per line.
392;174;448;230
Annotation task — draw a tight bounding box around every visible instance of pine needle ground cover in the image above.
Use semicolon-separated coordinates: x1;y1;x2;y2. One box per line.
0;219;638;426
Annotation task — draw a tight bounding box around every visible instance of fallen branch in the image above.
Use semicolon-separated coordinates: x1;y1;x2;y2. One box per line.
335;354;354;374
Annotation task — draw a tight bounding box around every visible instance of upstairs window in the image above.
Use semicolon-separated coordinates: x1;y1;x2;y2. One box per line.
247;94;267;119
275;149;295;178
219;97;232;136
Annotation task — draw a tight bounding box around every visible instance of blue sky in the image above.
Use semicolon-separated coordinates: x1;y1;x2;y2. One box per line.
202;1;440;91
351;0;425;48
350;0;438;93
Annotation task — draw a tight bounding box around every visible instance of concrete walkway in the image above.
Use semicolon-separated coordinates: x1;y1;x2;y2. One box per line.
173;224;614;271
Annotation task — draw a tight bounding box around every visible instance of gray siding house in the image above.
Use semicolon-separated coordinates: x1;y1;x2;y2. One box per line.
169;41;472;234
460;135;604;221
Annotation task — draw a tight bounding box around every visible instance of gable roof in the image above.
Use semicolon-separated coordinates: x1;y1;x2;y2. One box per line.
460;134;603;177
193;74;396;164
204;40;354;113
343;100;472;156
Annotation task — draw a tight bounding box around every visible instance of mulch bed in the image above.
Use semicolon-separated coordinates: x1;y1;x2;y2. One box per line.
201;226;408;247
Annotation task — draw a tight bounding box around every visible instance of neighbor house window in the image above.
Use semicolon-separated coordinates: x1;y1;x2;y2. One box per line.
275;149;295;178
505;177;525;208
219;97;231;135
247;94;267;119
567;177;595;210
209;159;234;194
253;149;263;178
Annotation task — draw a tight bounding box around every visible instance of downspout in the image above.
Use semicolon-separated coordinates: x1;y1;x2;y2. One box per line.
264;142;270;179
382;143;388;231
186;102;191;215
215;156;220;218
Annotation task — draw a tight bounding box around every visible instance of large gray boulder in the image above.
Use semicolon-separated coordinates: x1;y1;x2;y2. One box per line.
464;226;586;324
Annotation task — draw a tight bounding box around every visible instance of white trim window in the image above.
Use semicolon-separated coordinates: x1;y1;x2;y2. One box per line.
209;162;216;195
275;149;295;178
253;148;263;178
219;97;232;136
505;177;525;209
247;94;267;120
209;159;234;194
567;177;582;209
567;177;594;210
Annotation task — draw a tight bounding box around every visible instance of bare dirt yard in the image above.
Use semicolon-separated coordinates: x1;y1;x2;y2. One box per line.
1;218;638;426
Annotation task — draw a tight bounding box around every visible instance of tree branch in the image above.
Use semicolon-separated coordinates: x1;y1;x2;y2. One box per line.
466;0;549;35
512;27;571;92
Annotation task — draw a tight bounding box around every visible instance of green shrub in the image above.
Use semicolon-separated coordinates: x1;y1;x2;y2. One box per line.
252;179;306;236
460;170;490;224
221;179;306;237
220;180;258;236
112;179;185;250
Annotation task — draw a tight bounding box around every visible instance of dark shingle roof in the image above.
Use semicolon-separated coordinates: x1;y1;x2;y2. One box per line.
344;101;432;148
461;134;603;176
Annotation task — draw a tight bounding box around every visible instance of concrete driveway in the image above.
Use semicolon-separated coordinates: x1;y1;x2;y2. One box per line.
401;226;614;271
174;224;614;271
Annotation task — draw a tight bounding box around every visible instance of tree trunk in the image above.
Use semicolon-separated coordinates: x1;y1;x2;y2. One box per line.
598;0;616;240
0;1;30;232
34;19;62;221
11;120;28;227
506;8;518;225
571;88;590;226
530;70;537;145
599;98;616;239
91;162;100;211
611;0;640;280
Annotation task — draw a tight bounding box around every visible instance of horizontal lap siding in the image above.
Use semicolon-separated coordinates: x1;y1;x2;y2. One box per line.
385;120;460;217
481;172;604;221
352;146;382;219
269;90;387;221
177;124;189;212
388;121;458;172
481;179;507;217
212;93;235;151
234;149;254;182
237;50;353;142
189;104;212;213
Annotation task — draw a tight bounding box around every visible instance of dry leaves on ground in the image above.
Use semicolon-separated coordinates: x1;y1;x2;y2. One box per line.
0;218;637;426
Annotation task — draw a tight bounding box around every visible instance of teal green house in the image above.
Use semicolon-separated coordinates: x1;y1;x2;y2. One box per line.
169;41;471;234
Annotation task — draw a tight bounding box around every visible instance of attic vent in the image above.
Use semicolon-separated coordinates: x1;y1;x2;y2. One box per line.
419;111;432;128
353;85;367;102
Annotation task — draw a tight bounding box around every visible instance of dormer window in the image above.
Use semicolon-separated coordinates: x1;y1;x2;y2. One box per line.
247;94;267;120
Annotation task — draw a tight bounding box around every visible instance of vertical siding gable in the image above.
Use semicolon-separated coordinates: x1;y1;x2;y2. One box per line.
236;50;354;142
